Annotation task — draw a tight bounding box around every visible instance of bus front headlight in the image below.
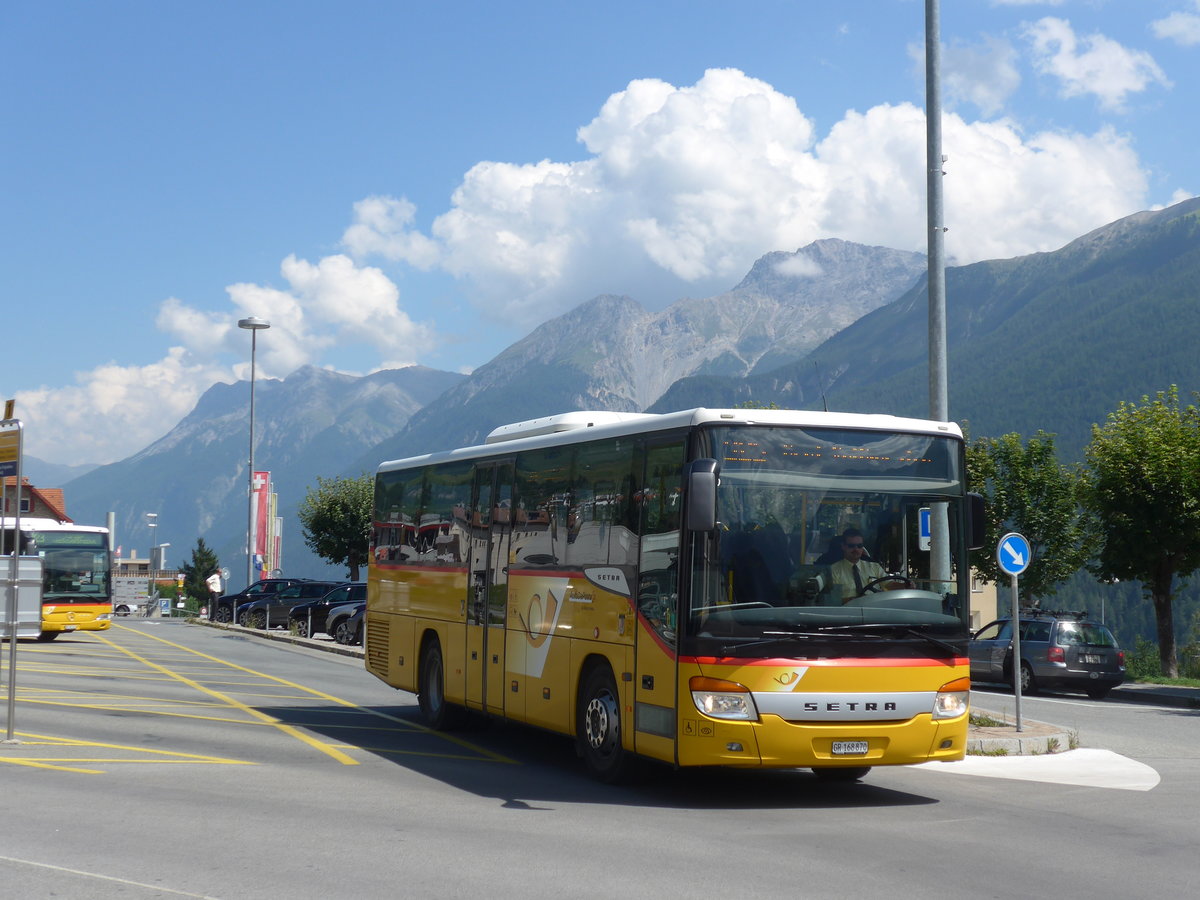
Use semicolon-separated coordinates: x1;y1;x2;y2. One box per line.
933;677;970;720
690;676;759;721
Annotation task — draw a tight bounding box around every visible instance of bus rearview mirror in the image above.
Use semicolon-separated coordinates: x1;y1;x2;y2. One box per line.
686;459;719;532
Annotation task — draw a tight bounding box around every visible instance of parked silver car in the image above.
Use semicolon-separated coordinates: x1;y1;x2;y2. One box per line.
969;610;1126;699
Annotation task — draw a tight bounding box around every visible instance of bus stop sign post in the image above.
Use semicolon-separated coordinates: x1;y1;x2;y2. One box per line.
997;532;1032;733
1;413;24;743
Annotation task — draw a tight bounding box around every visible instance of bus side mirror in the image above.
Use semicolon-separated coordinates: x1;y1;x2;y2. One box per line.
686;458;719;532
967;492;986;550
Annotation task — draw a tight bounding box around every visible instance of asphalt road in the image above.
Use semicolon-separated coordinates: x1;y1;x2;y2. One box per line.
1;620;1196;899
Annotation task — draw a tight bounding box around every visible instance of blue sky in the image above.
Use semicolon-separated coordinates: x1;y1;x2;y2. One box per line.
4;0;1198;467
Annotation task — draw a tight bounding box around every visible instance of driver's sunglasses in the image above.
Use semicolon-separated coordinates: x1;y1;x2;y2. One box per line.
844;542;864;549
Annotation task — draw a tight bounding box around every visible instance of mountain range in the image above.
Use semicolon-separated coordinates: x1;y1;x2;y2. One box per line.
61;197;1200;586
657;196;1200;459
65;365;463;579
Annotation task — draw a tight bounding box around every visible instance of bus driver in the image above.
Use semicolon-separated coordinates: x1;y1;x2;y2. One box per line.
829;528;895;600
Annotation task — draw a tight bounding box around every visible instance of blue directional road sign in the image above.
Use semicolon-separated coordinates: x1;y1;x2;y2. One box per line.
997;532;1032;576
918;507;931;551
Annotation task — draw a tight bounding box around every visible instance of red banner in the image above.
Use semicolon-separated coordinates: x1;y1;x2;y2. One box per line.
252;471;270;579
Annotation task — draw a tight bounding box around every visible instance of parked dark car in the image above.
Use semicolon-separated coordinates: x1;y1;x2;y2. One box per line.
326;601;365;645
287;583;367;638
237;580;340;629
211;578;307;623
969;610;1126;699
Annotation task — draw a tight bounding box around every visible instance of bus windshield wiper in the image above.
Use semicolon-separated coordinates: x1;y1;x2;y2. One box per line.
719;631;880;655
816;623;961;655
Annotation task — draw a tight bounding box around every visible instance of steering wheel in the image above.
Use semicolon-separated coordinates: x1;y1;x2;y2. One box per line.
858;574;915;596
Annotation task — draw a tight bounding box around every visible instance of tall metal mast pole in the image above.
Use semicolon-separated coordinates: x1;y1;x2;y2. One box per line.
926;0;951;585
238;317;270;592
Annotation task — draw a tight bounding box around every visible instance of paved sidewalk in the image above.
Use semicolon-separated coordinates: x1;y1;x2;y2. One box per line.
1107;680;1200;708
968;680;1200;756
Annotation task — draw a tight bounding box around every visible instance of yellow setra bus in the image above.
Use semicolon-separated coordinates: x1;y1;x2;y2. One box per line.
3;517;113;639
365;408;982;782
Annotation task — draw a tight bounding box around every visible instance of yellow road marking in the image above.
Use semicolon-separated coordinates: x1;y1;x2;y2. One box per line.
16;730;253;763
5;625;517;769
110;623;518;764
0;758;105;773
95;630;359;765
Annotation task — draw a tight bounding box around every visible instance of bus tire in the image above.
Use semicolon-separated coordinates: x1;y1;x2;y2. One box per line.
577;663;631;783
418;637;460;730
812;766;871;782
36;631;60;642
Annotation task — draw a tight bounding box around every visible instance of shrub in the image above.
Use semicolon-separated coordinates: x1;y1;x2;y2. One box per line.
1126;636;1163;681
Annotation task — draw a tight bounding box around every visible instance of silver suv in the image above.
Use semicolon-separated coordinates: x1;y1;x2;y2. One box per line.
969;610;1126;699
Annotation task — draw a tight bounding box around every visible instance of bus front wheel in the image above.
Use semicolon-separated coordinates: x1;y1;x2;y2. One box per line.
577;664;630;783
36;631;60;642
812;766;871;782
418;638;460;730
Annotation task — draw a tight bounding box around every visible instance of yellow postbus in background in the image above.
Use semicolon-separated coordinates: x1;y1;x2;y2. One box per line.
364;408;982;782
3;517;113;639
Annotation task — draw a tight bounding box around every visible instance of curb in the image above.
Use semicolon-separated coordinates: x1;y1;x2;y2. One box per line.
967;712;1073;756
1108;683;1200;709
196;618;365;659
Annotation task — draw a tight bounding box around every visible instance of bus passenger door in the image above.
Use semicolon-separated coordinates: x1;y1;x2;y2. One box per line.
634;440;685;762
465;462;513;715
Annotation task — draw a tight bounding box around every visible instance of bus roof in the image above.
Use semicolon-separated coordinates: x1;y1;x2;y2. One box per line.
377;407;964;474
1;516;108;534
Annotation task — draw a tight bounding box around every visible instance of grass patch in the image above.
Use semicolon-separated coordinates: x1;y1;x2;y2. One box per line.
969;711;1007;728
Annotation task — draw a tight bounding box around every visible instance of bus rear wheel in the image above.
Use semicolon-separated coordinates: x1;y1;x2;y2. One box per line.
577;664;631;783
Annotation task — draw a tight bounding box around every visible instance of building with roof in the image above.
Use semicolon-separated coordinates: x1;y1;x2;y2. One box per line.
2;476;71;522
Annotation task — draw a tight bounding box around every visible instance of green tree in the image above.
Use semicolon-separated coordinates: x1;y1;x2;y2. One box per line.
298;473;373;580
178;538;221;604
966;431;1097;607
1080;386;1200;677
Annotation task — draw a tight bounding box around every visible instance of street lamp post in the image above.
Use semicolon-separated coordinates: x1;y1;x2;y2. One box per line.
238;317;270;592
146;512;163;614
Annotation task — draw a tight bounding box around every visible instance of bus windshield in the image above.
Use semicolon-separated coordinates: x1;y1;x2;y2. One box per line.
31;530;111;603
685;425;969;656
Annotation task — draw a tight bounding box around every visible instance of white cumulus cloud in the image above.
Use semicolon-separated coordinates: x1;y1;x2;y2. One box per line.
346;68;1149;325
15;348;228;466
161;253;433;381
775;256;824;279
27;68;1160;465
1024;17;1171;111
20;254;430;464
940;36;1022;116
1152;2;1200;46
